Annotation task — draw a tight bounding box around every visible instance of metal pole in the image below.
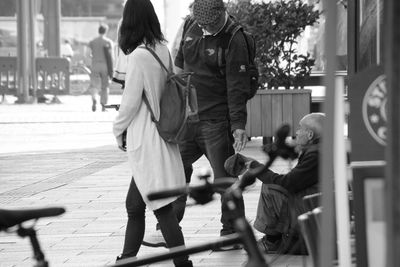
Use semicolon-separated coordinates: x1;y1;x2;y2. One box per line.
384;0;400;266
319;0;337;266
333;75;352;267
29;0;37;102
16;0;31;103
43;0;61;57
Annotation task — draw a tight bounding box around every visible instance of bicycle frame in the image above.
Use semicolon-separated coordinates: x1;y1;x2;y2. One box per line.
17;226;49;267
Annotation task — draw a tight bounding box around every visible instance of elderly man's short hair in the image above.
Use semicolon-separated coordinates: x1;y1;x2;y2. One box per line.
301;113;325;138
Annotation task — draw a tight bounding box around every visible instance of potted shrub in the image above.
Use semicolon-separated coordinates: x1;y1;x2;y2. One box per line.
226;0;320;138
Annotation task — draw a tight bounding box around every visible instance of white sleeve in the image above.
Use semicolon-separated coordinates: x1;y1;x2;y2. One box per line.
113;54;144;138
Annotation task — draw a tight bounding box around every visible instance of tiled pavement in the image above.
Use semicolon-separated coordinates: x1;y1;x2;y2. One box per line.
0;95;311;267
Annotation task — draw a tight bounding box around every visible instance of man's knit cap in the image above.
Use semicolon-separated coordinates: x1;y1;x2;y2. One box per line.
193;0;225;26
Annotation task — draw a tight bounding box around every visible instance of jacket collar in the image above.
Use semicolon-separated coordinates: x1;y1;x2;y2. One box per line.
298;144;319;159
202;12;229;36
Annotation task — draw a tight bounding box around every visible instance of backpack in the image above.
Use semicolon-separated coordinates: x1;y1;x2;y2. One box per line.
141;47;199;144
219;23;259;100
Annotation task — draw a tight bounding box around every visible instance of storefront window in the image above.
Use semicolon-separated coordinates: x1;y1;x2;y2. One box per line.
357;0;384;71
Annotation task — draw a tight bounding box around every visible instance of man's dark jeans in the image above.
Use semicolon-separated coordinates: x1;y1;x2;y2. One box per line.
173;119;245;235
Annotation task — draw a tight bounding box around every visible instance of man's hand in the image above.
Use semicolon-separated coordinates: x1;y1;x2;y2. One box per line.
175;66;183;74
233;129;248;152
116;134;126;152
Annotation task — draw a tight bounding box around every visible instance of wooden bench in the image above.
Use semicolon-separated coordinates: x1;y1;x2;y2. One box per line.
0;56;18;95
36;57;70;95
245;89;312;138
0;56;70;99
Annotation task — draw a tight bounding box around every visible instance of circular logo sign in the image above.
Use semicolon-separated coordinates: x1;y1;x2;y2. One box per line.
362;75;387;146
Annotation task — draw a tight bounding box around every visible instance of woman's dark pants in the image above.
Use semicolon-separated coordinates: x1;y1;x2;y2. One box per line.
121;177;191;266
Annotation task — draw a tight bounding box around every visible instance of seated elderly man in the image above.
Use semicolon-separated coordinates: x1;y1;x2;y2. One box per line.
225;112;325;254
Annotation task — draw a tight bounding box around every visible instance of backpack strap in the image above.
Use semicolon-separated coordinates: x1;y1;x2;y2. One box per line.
182;17;197;42
142;91;157;123
218;22;242;75
141;46;173;75
137;46;173;123
225;24;244;59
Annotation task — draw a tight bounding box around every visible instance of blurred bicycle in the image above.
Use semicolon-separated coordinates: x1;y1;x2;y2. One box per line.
0;207;66;267
69;60;91;95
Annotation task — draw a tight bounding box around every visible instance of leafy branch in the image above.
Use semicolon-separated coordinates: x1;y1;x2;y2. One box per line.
227;0;320;89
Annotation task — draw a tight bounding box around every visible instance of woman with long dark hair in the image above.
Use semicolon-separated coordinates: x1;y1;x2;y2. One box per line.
113;0;192;266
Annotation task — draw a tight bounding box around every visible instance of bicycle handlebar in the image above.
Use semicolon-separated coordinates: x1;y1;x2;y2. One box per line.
147;159;273;205
103;104;120;111
147;178;236;202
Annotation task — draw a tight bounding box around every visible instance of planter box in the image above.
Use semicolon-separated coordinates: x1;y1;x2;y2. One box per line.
246;89;312;138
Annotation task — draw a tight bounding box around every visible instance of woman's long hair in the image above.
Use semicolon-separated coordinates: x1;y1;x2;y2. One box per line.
119;0;166;55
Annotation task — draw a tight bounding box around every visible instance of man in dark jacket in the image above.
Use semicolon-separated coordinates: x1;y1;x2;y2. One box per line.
225;113;325;254
173;0;252;247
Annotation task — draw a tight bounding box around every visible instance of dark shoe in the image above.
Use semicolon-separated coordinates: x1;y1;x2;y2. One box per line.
37;95;49;103
92;99;97;112
142;230;167;248
220;228;235;236
257;235;282;254
115;254;137;263
281;233;309;255
175;260;193;267
212;231;243;251
115;255;123;262
224;153;258;177
142;240;167;248
101;104;106;112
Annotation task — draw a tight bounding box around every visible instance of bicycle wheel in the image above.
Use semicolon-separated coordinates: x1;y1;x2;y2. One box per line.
69;65;91;95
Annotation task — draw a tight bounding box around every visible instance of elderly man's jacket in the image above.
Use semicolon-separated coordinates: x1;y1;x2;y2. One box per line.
257;144;319;194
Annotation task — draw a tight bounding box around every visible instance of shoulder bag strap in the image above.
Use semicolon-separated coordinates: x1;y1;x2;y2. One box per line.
137;46;172;123
219;25;252;76
225;25;249;60
142;91;157;123
141;46;173;75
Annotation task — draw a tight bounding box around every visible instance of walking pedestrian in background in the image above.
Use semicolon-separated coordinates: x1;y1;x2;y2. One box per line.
88;24;113;112
61;39;74;60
